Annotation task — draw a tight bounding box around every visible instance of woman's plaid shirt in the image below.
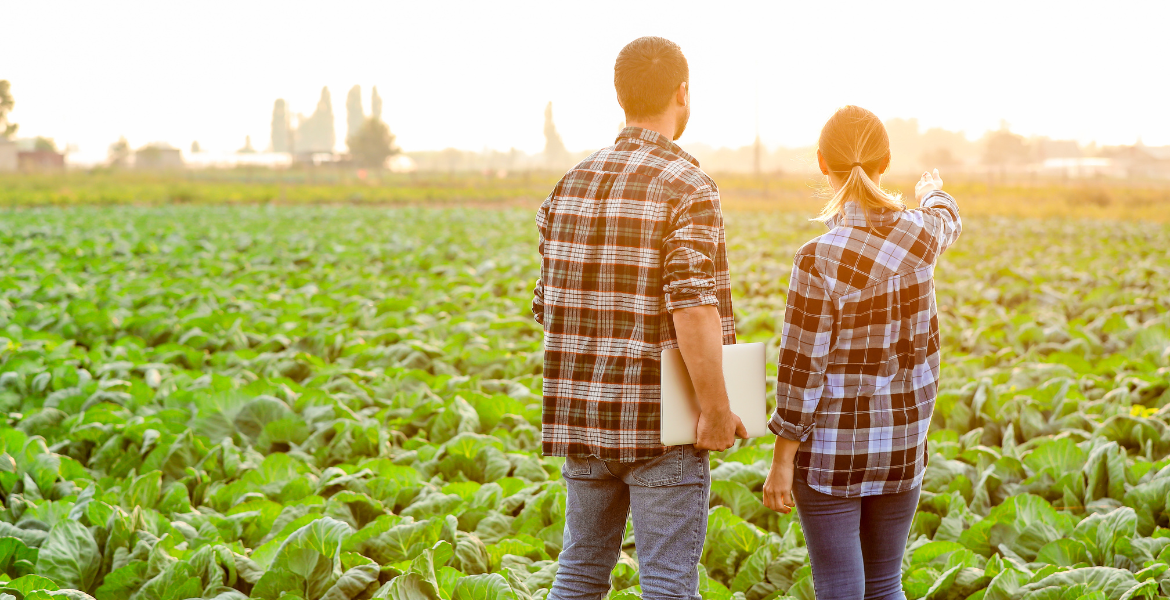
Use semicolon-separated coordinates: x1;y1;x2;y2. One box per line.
770;191;962;497
533;127;736;463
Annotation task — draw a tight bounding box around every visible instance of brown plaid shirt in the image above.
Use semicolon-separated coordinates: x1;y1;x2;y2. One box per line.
770;192;962;497
533;127;736;463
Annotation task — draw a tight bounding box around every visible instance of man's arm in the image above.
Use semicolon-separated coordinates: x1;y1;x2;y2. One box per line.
673;305;746;451
532;190;555;325
662;185;744;451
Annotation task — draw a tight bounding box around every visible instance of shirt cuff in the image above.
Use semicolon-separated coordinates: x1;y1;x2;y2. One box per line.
769;412;814;442
664;279;718;313
922;190;956;208
665;290;718;313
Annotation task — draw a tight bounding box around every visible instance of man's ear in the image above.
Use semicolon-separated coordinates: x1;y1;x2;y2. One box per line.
817;149;830;175
677;82;688;107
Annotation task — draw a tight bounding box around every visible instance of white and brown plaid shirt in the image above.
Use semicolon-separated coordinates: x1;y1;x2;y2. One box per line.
770;191;962;496
533;127;736;463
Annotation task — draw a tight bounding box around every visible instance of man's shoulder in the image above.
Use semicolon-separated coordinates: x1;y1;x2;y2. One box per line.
570;142;716;198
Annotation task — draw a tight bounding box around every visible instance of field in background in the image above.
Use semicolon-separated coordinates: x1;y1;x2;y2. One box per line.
0;202;1168;599
3;170;1170;222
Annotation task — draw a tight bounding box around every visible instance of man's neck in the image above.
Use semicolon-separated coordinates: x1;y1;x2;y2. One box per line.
625;117;676;143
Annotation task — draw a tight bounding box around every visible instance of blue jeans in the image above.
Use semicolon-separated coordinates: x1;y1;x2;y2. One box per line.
793;470;920;600
548;445;710;600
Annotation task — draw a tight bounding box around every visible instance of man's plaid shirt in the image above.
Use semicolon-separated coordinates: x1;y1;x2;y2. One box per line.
533;127;736;463
770;191;962;497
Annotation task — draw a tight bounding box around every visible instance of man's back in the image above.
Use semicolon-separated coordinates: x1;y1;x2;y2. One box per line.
533;126;735;463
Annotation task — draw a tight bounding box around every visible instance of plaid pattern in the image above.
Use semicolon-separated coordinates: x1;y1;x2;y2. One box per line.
533;127;736;463
770;191;962;497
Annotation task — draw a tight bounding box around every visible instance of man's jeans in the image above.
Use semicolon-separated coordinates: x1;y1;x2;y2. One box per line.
792;470;920;600
548;444;710;600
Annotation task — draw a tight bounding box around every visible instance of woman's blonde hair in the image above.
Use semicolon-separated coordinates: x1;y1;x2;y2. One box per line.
814;105;905;223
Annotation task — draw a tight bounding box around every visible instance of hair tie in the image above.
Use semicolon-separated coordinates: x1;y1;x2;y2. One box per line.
850;162;864;169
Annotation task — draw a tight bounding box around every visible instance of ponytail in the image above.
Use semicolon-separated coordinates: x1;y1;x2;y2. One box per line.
813;106;904;224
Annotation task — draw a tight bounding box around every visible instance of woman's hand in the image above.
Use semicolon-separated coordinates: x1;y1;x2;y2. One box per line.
763;459;797;514
915;168;943;202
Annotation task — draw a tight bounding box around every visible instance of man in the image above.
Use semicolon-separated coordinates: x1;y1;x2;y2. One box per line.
532;36;744;600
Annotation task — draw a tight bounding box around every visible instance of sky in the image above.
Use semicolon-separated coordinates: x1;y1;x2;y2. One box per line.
4;0;1169;159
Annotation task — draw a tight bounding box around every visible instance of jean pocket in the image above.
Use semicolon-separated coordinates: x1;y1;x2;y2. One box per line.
632;446;684;487
563;456;591;478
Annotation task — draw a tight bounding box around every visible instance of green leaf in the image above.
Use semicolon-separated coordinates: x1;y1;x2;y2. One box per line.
252;567;307;600
1017;566;1139;599
451;573;522;600
365;517;445;564
912;541;966;565
34;520;99;592
93;562;148;600
710;480;768;523
452;532;490;575
320;563;380;600
1036;539;1091;567
0;536;38;578
983;568;1031;600
1;574;60;593
271;517;354;600
1023;438;1086;477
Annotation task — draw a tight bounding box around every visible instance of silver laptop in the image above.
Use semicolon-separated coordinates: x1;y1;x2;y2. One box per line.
660;342;769;446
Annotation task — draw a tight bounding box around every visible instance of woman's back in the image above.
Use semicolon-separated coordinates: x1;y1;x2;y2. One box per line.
763;105;963;600
771;193;961;497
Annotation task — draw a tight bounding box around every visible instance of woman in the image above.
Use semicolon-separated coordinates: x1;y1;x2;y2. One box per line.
762;105;962;600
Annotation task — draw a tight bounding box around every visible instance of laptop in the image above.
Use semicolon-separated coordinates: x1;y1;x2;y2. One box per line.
660;342;769;446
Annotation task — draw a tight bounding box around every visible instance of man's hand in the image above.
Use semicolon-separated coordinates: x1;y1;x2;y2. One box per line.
762;460;796;513
673;305;745;452
914;168;943;202
695;408;748;451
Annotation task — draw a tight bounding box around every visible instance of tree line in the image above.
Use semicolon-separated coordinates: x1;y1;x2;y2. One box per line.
271;85;398;168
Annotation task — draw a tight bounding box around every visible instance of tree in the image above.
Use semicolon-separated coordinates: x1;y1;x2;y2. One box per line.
295;87;336;153
108;137;131;167
920;147;958;168
271;99;290;153
0;80;16;139
238;136;256;154
191;141;202;153
371;86;383;120
983;127;1029;169
543;101;568;167
346;85;365;139
34;137;57;152
347;117;399;168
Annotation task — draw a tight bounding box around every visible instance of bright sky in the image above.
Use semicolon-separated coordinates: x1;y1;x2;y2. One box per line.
5;0;1169;158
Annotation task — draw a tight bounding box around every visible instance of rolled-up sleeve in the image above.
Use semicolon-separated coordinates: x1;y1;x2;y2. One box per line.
532;191;554;325
662;185;722;313
770;253;836;441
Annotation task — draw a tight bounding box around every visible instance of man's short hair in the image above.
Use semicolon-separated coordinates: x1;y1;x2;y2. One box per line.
614;37;689;120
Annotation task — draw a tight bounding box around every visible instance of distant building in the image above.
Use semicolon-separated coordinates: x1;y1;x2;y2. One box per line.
388;154;417;173
17;150;65;171
135;144;183;170
1106;144;1170;179
0;138;16;172
1034;139;1082;160
1038;157;1122;178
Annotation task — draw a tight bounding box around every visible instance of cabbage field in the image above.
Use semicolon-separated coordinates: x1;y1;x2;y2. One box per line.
1;204;1169;600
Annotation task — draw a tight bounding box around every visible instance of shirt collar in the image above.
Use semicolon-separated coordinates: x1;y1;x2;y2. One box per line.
826;201;901;229
616;126;700;168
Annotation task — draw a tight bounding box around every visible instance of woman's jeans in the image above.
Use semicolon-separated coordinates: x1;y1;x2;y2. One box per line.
548;445;710;600
793;470;920;600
